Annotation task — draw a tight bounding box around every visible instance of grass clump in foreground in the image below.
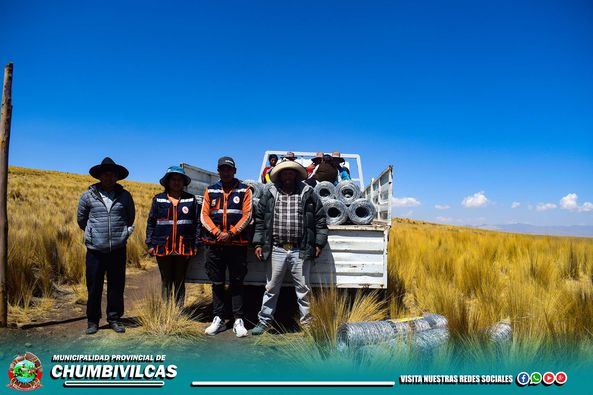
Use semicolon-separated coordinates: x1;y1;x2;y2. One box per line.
133;285;205;342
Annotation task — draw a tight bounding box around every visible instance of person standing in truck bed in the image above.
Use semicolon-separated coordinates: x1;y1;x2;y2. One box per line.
261;154;278;184
200;156;253;338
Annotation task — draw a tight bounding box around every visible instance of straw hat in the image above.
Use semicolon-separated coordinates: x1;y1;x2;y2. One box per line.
269;160;308;183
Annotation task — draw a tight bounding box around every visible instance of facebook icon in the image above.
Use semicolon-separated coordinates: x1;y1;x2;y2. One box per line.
516;372;530;386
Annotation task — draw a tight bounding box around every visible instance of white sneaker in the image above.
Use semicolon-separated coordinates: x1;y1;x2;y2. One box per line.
205;316;225;335
233;318;248;338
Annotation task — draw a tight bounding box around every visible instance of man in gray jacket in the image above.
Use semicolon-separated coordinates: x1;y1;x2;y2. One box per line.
77;157;135;334
251;160;328;335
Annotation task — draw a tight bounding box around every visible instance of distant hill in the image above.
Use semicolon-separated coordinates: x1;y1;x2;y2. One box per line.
474;223;593;238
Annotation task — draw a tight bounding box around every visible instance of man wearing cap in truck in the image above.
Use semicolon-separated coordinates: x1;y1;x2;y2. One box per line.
200;156;253;337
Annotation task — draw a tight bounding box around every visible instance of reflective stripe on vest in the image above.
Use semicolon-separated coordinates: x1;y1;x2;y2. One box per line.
157;219;194;225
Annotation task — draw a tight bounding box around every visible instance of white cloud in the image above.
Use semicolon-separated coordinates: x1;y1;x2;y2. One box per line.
435;204;450;210
511;201;520;209
536;203;557;211
435;216;452;222
392;197;421;207
461;191;490;208
559;193;593;212
560;193;579;210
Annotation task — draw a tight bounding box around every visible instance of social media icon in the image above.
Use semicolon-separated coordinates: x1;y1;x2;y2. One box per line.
530;372;542;385
516;372;530;386
555;371;567;385
542;372;555;386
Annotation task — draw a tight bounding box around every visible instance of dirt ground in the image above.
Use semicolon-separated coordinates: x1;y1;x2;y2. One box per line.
0;262;303;359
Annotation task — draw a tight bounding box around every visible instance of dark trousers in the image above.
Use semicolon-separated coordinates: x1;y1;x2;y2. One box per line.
205;245;248;319
156;255;190;306
85;247;126;324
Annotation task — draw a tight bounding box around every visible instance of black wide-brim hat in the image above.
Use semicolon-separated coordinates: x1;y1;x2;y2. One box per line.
89;157;129;180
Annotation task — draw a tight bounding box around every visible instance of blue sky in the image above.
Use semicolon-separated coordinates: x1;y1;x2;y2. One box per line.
1;0;592;226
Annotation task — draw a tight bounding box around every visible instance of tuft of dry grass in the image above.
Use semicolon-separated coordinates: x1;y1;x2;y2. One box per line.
133;285;204;341
300;288;386;356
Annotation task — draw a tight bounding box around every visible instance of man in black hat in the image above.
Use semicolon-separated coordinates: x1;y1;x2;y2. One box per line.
77;157;136;335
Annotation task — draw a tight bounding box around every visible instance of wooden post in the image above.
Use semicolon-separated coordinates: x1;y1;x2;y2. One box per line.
0;62;13;327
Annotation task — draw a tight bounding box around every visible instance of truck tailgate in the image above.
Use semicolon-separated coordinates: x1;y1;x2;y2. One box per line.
185;222;389;289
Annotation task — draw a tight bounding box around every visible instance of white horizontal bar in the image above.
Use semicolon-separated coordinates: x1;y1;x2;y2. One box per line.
190;381;395;387
63;381;164;387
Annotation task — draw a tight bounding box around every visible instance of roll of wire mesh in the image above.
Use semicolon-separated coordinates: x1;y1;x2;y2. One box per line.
314;181;337;201
337;314;448;351
347;198;376;225
485;321;512;345
335;181;361;205
322;198;348;225
354;327;450;361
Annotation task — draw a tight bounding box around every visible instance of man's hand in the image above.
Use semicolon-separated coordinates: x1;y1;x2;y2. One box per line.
148;247;155;256
315;246;322;258
255;246;263;261
217;232;231;243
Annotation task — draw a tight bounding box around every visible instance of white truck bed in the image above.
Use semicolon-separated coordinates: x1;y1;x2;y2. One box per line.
186;221;389;289
183;152;393;289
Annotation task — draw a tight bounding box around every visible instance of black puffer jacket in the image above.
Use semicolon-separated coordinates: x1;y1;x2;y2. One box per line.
77;183;136;252
252;182;328;261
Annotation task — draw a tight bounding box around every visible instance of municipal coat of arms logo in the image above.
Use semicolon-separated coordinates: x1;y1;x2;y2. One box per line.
7;352;43;391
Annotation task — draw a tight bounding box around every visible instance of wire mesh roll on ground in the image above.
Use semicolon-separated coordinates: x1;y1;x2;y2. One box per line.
485;321;512;345
243;179;264;199
337;314;448;350
335;181;361;205
314;181;336;201
355;327;450;358
322;199;348;225
347;198;376;225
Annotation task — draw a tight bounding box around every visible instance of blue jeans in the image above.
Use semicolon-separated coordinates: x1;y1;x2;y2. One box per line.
258;246;312;325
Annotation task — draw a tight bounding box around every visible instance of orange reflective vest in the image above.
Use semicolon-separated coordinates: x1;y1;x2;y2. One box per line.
200;179;252;246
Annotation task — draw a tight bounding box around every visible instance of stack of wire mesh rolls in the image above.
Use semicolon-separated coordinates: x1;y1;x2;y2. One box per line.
316;180;376;225
244;179;377;226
